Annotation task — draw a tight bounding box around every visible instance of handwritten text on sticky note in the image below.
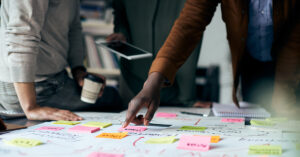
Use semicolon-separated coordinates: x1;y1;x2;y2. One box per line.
52;120;80;125
145;136;176;144
35;126;64;131
119;126;147;133
177;135;211;151
5;138;42;148
68;125;100;133
180;126;207;131
248;145;282;155
250;120;274;126
87;152;124;157
155;112;177;118
82;121;112;128
96;132;128;139
221;118;244;123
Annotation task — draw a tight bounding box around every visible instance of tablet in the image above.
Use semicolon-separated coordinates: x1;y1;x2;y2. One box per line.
96;40;152;60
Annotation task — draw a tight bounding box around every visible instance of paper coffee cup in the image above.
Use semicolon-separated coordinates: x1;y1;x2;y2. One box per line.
80;74;104;104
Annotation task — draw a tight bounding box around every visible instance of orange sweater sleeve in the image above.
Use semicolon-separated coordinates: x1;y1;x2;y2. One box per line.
149;0;219;84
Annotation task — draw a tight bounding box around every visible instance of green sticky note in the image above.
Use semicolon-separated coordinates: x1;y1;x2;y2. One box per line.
82;121;112;128
180;126;207;131
248;145;282;155
5;138;42;148
52;120;80;125
145;136;177;144
266;117;288;123
250;120;275;126
296;143;300;150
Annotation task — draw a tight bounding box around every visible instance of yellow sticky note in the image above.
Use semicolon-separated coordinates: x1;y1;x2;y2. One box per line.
145;136;177;144
210;136;220;143
96;132;128;139
82;121;112;128
250;120;275;126
5;138;42;148
52;120;80;125
180;126;207;131
248;145;282;155
296;143;300;150
266;117;288;123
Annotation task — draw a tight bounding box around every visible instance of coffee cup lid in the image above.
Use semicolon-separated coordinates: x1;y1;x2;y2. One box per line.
85;74;104;83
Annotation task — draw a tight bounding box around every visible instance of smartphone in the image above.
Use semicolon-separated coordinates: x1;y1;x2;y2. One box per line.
96;40;152;60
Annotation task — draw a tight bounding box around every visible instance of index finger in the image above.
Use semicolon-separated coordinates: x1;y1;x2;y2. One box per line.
123;99;144;127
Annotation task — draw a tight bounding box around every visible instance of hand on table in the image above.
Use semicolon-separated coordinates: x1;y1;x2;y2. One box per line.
106;33;127;42
123;72;165;127
25;106;83;121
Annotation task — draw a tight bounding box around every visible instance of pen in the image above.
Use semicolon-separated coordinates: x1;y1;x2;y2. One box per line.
180;111;203;116
148;123;172;127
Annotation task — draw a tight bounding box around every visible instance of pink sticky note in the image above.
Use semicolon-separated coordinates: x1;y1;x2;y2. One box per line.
221;118;244;123
68;125;100;133
155;112;177;118
35;126;64;131
118;126;147;133
177;135;211;151
87;152;124;157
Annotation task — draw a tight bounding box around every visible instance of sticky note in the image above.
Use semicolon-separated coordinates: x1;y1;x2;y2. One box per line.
266;117;288;123
87;152;124;157
96;132;128;139
221;118;244;123
296;143;300;150
68;125;100;133
82;121;112;128
180;126;207;131
155;112;177;118
5;138;42;148
177;135;211;151
35;126;64;131
118;126;147;133
210;136;220;143
250;120;275;126
248;145;282;155
52;120;80;125
145;136;176;144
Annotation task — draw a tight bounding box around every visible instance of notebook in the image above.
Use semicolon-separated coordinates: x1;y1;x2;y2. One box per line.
212;102;271;118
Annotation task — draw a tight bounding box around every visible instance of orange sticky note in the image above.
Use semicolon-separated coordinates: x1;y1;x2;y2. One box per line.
96;132;128;139
210;136;220;143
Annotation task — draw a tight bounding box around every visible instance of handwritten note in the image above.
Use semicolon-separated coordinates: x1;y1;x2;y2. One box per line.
52;121;80;125
177;135;211;151
5;138;42;148
35;126;64;131
155;112;177;118
68;125;100;133
180;126;207;131
118;126;147;133
96;132;128;139
266;117;288;123
87;152;124;157
145;136;176;144
221;118;244;123
82;121;112;128
250;120;275;126
248;145;282;155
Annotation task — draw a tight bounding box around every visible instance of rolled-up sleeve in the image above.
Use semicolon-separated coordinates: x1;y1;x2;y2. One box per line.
5;0;49;82
67;0;85;69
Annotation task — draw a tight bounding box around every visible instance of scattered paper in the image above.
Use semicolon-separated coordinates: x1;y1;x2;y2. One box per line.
250;120;275;126
180;126;207;131
177;135;211;151
118;126;147;133
87;152;124;157
221;118;244;123
68;125;100;133
145;136;176;144
266;117;288;123
82;121;112;128
35;126;64;131
52;121;80;125
5;138;42;148
248;145;282;155
155;112;177;118
96;132;128;139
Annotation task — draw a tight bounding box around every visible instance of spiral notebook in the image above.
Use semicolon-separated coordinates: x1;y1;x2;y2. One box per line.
212;102;271;118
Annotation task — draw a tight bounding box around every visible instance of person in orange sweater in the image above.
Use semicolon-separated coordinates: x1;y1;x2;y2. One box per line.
123;0;300;127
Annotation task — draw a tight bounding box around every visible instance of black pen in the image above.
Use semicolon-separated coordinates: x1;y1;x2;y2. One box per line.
148;123;172;127
180;111;203;116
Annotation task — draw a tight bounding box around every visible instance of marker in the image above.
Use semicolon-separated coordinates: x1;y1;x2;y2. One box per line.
148;123;172;127
180;111;203;116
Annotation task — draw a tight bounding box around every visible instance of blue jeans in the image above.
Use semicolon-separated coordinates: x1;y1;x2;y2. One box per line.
0;71;123;112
